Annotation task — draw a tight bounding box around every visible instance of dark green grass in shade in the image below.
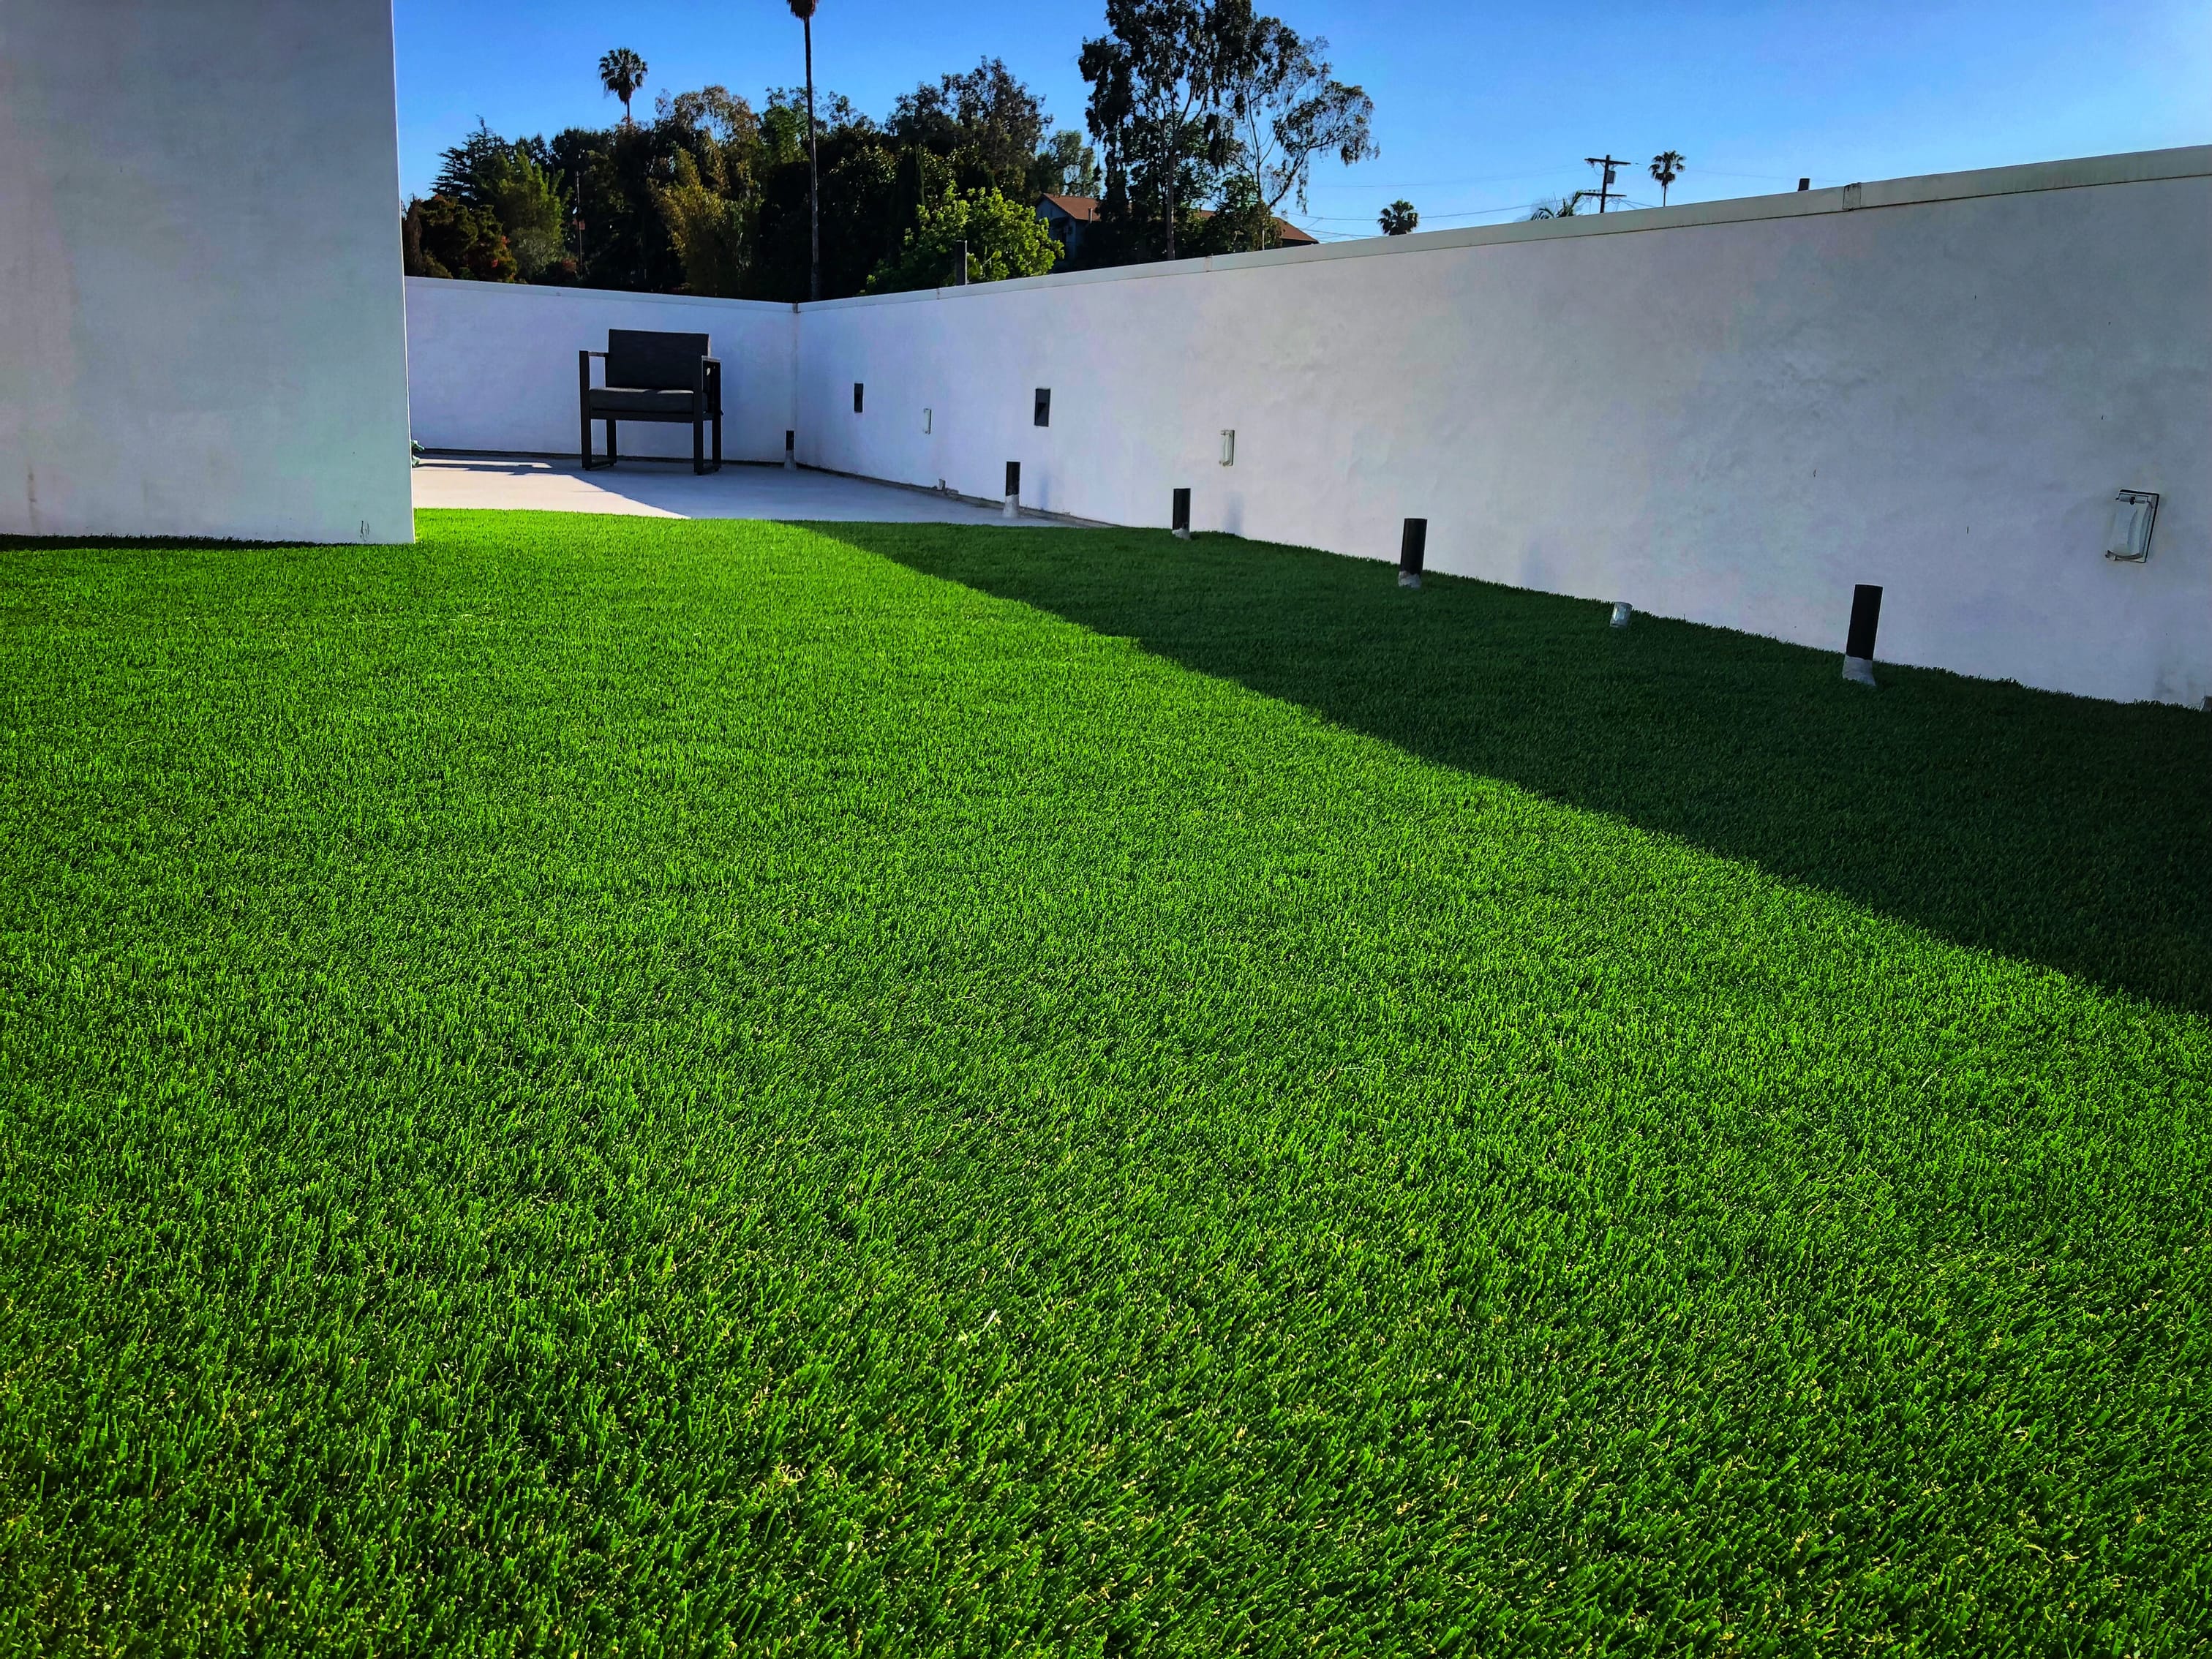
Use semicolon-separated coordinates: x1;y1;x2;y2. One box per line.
1;511;2206;1654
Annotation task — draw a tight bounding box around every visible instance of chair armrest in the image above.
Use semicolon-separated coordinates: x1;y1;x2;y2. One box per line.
699;357;722;415
579;349;607;398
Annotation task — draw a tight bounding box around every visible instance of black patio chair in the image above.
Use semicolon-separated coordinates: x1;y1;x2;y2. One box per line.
579;329;722;474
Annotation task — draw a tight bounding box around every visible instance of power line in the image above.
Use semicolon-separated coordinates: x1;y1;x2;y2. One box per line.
1302;165;1585;192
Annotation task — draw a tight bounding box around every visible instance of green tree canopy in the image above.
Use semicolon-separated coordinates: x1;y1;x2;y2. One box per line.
1080;0;1235;261
866;187;1061;293
402;196;518;282
599;48;647;126
412;18;1372;298
890;57;1050;188
1032;129;1102;198
1214;2;1375;247
655;151;752;298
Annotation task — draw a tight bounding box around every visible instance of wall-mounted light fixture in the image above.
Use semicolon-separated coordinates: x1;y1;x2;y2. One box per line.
1219;429;1235;466
1034;388;1051;427
2104;489;2159;563
852;383;864;414
923;407;933;434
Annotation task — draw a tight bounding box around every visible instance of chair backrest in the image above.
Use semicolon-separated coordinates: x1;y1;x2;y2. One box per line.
606;329;710;389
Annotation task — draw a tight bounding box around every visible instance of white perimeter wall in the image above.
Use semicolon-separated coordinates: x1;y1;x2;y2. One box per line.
405;280;798;464
0;0;413;544
797;149;2212;707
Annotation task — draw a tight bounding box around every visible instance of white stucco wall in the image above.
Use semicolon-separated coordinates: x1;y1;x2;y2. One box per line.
797;148;2211;707
0;0;413;544
404;279;799;464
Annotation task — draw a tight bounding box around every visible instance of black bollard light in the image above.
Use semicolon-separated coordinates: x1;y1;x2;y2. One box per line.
1004;461;1021;520
1172;488;1192;539
1399;518;1428;589
784;429;795;471
1843;584;1882;686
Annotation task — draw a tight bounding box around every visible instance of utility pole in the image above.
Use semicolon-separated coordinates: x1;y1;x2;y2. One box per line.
1583;154;1628;213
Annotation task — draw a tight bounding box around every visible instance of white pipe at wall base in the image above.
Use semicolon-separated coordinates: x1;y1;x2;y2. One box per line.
1611;602;1633;628
1003;494;1018;520
1842;655;1878;687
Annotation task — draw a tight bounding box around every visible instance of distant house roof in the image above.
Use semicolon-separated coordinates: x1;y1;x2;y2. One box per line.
1035;194;1317;247
1037;193;1105;223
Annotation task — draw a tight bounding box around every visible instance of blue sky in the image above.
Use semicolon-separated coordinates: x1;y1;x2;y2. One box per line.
395;0;2210;240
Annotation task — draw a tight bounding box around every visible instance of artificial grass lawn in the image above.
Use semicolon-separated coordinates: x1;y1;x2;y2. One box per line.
2;508;2208;1654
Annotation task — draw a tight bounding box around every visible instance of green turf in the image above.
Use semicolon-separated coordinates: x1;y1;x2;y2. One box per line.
1;510;2207;1655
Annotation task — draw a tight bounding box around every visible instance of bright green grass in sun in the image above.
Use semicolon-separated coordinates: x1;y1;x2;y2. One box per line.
1;509;2207;1653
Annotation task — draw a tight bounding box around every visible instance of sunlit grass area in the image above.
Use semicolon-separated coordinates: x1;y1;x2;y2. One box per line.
3;510;2207;1652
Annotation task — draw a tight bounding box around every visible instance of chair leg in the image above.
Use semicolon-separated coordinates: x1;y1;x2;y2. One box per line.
712;413;723;472
607;421;618;465
693;416;704;475
580;404;592;470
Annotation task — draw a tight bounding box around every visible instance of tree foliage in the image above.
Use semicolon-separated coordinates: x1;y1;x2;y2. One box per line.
408;14;1372;299
1034;130;1102;198
890;58;1050;185
598;49;647;126
1214;1;1374;243
1378;198;1418;236
1080;1;1367;260
866;187;1062;293
402;195;518;282
1080;0;1235;262
655;151;752;298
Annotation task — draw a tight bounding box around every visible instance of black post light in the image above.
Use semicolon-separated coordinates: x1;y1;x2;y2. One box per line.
1399;519;1428;590
1843;584;1883;686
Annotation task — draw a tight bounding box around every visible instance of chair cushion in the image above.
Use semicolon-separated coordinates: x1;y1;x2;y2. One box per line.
587;387;699;416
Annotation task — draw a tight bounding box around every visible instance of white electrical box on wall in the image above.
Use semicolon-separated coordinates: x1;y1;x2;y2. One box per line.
2103;489;2159;563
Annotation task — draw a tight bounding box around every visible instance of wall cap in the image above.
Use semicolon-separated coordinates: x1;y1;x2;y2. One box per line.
800;143;2212;312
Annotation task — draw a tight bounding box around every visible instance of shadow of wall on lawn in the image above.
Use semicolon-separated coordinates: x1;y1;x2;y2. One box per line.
835;524;2212;1018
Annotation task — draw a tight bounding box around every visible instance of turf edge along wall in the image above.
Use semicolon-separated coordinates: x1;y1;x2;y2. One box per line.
794;147;2212;708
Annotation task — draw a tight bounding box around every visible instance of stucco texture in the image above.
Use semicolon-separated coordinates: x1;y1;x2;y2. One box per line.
0;0;413;543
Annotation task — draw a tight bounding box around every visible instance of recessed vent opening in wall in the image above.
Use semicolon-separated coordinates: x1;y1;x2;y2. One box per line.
1034;388;1051;427
853;383;864;414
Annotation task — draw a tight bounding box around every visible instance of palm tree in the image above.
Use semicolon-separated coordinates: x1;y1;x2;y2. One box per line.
786;0;822;302
598;49;647;129
1649;150;1685;207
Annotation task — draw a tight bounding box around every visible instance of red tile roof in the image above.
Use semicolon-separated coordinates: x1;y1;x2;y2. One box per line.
1036;195;1317;247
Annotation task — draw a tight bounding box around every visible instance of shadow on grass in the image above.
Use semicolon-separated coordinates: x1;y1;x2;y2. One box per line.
838;524;2212;1017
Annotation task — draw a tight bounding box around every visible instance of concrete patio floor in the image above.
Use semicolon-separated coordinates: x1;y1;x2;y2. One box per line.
413;455;1085;526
